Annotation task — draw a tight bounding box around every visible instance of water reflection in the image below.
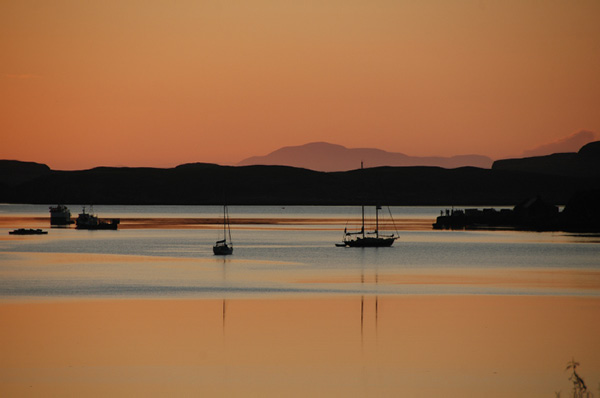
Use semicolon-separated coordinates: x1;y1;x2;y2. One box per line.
1;205;600;396
220;257;229;333
359;250;380;346
210;296;600;397
1;295;599;396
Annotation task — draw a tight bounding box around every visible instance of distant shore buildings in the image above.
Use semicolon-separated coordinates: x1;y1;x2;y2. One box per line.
433;191;600;232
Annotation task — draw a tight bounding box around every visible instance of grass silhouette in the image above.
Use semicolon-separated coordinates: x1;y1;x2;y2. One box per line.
559;359;593;398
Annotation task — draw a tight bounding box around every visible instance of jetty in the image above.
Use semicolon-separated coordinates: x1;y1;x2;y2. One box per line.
433;191;600;232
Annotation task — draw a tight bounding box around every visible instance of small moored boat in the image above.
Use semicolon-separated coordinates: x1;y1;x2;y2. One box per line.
76;206;119;230
339;204;398;247
49;204;73;225
337;163;398;248
9;228;48;235
213;205;233;255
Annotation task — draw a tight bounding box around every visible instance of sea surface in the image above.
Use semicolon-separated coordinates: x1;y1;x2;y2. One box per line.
0;204;598;299
1;204;599;397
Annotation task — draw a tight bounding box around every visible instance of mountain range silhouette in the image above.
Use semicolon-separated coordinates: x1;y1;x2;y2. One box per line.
1;141;598;207
238;142;493;171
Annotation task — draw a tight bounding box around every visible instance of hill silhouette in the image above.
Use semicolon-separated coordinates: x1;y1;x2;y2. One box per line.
492;141;600;178
0;160;51;185
0;161;593;206
237;142;493;171
2;141;598;206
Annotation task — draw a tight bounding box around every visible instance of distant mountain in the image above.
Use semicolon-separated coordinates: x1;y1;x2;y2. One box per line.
237;142;494;171
492;141;600;178
521;130;598;157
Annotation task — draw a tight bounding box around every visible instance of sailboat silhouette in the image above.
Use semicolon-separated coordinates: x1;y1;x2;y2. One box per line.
213;205;233;255
338;163;398;247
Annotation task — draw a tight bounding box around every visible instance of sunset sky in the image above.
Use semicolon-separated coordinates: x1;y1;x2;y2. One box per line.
2;0;599;170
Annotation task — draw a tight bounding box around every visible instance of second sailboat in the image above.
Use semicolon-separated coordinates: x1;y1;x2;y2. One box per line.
213;205;233;255
340;204;398;247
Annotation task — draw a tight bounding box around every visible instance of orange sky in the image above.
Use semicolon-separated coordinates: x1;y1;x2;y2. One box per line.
2;1;599;170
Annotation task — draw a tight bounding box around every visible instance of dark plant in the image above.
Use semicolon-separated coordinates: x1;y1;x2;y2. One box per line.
566;359;590;398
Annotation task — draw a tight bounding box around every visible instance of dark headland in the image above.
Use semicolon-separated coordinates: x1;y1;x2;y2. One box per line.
0;141;600;231
2;142;600;231
1;141;599;207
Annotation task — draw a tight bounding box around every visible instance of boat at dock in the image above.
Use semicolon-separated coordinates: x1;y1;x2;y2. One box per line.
213;205;233;255
75;206;120;230
49;204;73;225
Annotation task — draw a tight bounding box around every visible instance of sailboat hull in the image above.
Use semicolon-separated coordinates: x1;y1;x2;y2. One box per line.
213;244;233;255
344;237;396;247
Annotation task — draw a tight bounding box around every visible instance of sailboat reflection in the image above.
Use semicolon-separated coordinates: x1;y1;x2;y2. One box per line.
222;297;226;331
220;257;229;334
360;262;380;344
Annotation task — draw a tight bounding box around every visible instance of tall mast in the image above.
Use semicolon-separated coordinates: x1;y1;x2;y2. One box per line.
376;205;379;238
227;206;232;246
223;205;227;243
362;204;365;239
361;161;365;239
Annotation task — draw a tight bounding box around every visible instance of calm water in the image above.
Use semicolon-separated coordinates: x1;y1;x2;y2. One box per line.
2;204;600;397
1;204;598;299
